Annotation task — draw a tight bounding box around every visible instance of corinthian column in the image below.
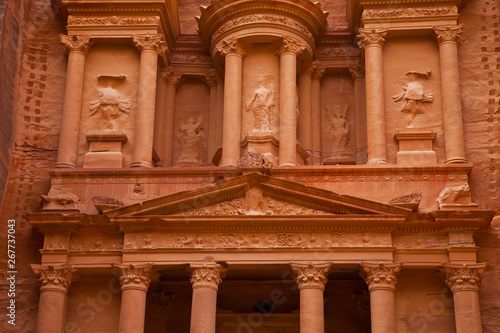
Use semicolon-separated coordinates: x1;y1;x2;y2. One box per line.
298;61;313;164
217;37;251;166
291;263;331;333
358;28;389;165
31;264;74;333
433;25;467;163
189;263;227;333
442;263;486;333
277;35;306;166
113;263;153;333
349;63;367;164
55;35;92;169
360;262;402;333
157;67;182;166
205;69;218;161
130;35;167;168
311;62;325;165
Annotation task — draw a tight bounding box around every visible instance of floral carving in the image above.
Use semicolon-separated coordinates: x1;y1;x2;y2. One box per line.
217;37;252;57
433;25;464;45
441;263;486;292
360;262;403;291
274;35;306;55
357;28;388;48
132;34;167;54
290;263;331;290
31;264;74;292
67;15;161;26
362;6;458;19
112;263;153;292
189;263;227;291
238;152;273;168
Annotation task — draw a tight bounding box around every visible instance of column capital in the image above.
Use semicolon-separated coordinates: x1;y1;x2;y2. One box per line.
441;263;486;293
297;60;314;76
59;34;92;55
215;65;225;83
31;264;74;293
349;62;365;80
204;68;217;88
290;263;331;291
217;37;252;57
433;25;464;46
311;60;325;80
360;262;403;292
159;66;183;87
132;34;168;55
112;263;153;292
273;35;306;56
189;263;227;291
357;28;388;48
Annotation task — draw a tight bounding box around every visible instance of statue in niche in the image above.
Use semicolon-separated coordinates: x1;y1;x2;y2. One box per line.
324;104;350;151
177;114;205;163
393;71;433;126
89;87;131;130
246;85;274;134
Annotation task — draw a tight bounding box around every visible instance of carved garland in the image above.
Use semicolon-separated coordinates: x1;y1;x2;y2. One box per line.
67;15;161;26
362;6;458;19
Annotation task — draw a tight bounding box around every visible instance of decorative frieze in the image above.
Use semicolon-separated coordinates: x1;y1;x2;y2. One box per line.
31;264;74;293
67;15;161;26
189;263;227;291
316;44;361;57
442;263;486;292
112;263;153;292
360;262;403;292
362;6;458;19
433;25;464;45
60;34;92;54
290;263;331;290
357;28;388;48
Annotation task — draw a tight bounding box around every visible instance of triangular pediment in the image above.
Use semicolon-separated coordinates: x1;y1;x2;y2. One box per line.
105;173;410;218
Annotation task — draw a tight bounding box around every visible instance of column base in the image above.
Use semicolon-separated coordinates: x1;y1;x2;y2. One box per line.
366;158;388;165
445;157;468;164
54;162;76;169
130;161;153;168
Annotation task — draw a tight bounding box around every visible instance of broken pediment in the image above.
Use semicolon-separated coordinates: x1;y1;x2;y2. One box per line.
105;173;410;218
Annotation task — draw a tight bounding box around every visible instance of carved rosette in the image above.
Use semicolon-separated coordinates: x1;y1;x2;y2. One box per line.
189;263;227;291
349;63;365;81
112;263;153;292
274;35;306;56
132;34;168;55
290;263;332;291
31;264;74;293
433;25;464;46
360;262;403;292
159;67;183;87
311;61;325;80
216;37;252;57
441;263;486;293
357;28;389;48
59;34;92;55
204;69;217;88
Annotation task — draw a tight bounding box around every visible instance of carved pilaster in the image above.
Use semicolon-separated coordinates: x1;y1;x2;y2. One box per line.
433;25;464;46
441;263;486;293
273;35;306;55
216;37;252;57
349;63;365;81
189;263;227;291
31;264;74;293
204;68;217;88
290;263;331;291
132;34;167;55
60;34;92;55
159;66;183;87
360;262;403;292
357;28;389;48
112;263;153;292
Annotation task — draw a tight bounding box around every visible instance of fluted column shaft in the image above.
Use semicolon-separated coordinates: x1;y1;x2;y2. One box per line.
217;38;250;166
32;264;73;333
360;262;402;333
131;35;166;168
442;263;486;333
298;62;313;164
55;35;92;169
291;263;331;333
434;25;467;163
311;63;324;165
189;263;226;333
358;29;389;165
113;264;153;333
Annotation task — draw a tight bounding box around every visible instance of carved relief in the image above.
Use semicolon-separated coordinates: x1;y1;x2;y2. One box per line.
388;192;422;212
44;233;69;250
92;196;125;213
238;152;273;168
316;44;361;57
362;6;458;19
68;16;161;26
89;87;131;130
41;189;79;210
393;71;433;126
70;229;123;251
31;264;74;292
290;263;331;290
360;262;403;292
189;263;227;291
246;86;275;134
176;114;206;164
393;234;448;248
324;105;350;152
437;183;471;207
441;263;486;292
170;54;212;64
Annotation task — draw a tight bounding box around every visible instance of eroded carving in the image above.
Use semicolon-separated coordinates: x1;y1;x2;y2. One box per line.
92;196;125;213
393;71;433;126
177;114;206;164
246;85;275;134
360;262;403;291
41;189;79;210
324;105;350;152
89;87;131;130
290;263;331;290
388;192;422;212
437;183;471;207
238;152;273;168
441;263;486;292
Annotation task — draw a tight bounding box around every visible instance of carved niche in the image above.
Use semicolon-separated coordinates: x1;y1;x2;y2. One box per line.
176;114;206;165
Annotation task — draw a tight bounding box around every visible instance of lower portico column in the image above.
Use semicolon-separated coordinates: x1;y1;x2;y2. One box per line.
360;262;402;333
291;263;332;333
31;264;74;333
188;263;227;333
442;263;486;333
113;263;153;333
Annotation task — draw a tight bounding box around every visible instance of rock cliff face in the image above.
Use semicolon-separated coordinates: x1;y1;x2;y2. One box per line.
0;0;499;332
